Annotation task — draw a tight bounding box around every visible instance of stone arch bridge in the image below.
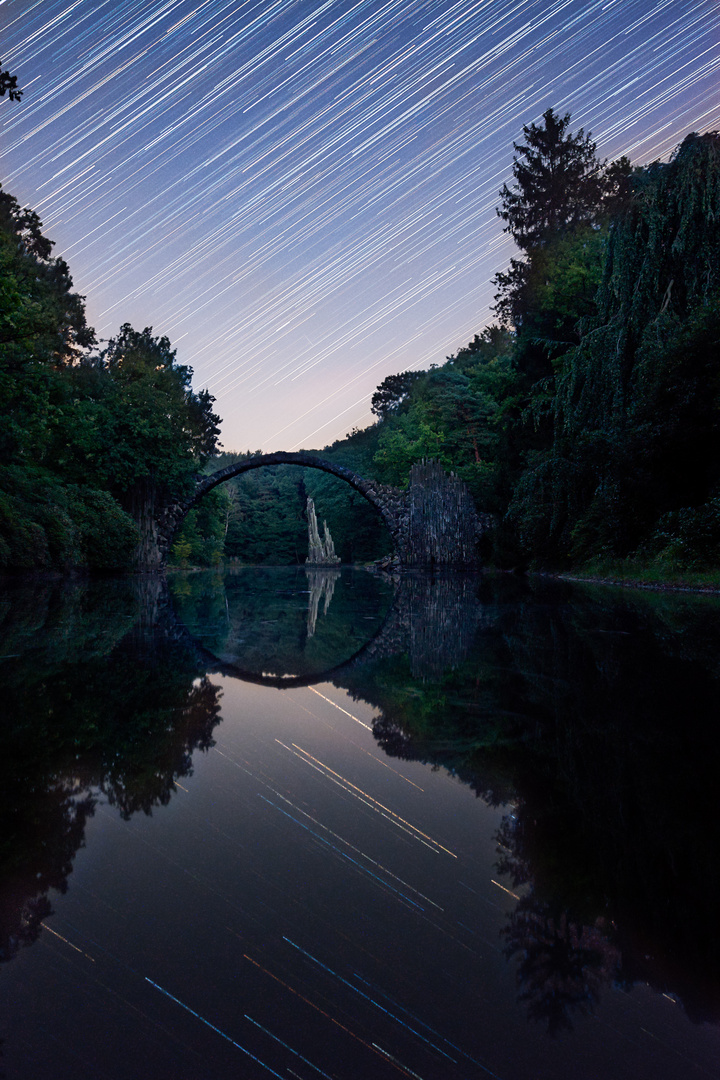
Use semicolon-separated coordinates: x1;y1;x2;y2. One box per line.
140;570;489;689
140;451;488;570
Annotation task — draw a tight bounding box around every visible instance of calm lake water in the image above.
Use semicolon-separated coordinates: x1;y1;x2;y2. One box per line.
2;567;720;1079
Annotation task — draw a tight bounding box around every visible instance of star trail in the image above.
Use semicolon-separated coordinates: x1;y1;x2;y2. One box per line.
1;0;718;451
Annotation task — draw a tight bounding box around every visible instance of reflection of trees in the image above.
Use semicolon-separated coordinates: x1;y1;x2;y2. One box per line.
96;667;222;819
0;779;95;964
334;575;720;1027
496;813;620;1034
8;570;720;1030
0;579;222;967
503;897;620;1035
169;565;393;678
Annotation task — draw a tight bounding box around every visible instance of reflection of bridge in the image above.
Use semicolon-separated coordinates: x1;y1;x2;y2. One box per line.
165;573;490;689
138;453;488;570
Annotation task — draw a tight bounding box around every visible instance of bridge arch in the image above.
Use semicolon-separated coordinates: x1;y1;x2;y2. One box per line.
155;451;405;565
179;598;402;689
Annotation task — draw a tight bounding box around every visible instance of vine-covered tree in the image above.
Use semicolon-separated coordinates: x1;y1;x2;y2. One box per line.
509;131;720;566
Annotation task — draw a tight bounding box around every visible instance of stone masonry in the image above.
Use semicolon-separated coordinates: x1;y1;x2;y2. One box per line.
140;451;488;570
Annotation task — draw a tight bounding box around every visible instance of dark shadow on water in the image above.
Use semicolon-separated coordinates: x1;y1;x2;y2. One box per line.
2;569;720;1040
329;573;720;1031
0;576;222;966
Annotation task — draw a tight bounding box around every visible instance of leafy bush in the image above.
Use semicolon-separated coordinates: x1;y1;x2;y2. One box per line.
645;498;720;570
0;466;138;571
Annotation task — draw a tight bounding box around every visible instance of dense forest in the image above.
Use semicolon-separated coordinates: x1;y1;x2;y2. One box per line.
0;187;220;570
356;117;720;575
1;105;718;575
175;113;720;576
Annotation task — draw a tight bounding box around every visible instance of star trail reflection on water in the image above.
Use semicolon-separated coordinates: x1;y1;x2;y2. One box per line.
1;568;720;1078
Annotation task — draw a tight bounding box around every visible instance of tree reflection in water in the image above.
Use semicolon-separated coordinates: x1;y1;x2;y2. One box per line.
503;900;620;1035
169;565;393;679
0;577;222;966
333;573;720;1032
162;567;720;1031
3;568;720;1041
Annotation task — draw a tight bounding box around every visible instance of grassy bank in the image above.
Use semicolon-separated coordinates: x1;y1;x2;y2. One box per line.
552;558;720;593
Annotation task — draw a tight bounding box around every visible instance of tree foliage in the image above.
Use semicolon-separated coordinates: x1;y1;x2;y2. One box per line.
370;370;421;419
497;108;609;251
493;110;631;385
497;108;631;265
329;120;720;574
0;61;22;102
370;328;516;512
509;131;720;566
50;324;221;502
0;184;220;570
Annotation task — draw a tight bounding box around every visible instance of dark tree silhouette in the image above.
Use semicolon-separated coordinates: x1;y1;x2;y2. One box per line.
497;107;606;252
371;370;421;419
503;896;620;1035
0;62;22;102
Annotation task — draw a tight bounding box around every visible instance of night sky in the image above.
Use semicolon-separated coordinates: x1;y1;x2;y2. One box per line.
2;0;718;452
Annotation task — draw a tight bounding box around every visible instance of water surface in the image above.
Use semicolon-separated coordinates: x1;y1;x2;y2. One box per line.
1;568;719;1079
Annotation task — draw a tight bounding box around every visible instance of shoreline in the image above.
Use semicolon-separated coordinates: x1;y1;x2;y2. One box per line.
3;562;720;597
538;570;720;596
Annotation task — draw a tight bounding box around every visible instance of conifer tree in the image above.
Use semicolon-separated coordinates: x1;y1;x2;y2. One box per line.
498;108;605;252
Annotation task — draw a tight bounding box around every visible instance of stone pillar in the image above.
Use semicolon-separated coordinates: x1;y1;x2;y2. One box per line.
306;497;341;565
403;459;479;568
305;567;340;636
129;478;165;571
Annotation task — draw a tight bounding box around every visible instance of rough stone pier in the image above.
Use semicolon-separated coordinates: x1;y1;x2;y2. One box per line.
137;452;489;570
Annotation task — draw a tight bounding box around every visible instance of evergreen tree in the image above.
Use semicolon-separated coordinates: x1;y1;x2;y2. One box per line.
497;107;622;252
493;108;630;349
510;132;720;567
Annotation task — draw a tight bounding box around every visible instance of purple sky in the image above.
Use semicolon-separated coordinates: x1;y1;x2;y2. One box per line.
2;0;719;451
